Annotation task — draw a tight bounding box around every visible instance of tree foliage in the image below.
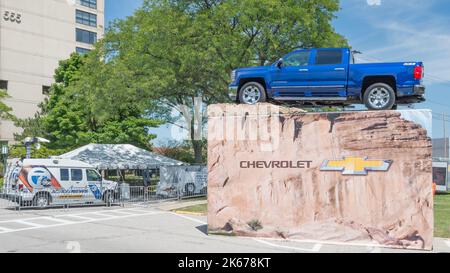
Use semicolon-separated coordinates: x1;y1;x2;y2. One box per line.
0;89;15;121
16;0;348;163
15;52;161;151
101;0;348;162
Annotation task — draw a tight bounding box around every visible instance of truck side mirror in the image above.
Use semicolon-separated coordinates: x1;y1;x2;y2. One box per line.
277;58;283;69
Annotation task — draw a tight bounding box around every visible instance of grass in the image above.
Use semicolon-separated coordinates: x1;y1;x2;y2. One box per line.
173;194;450;238
435;193;450;238
174;203;207;215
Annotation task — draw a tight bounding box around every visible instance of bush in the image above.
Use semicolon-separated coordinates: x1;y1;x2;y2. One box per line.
247;219;263;231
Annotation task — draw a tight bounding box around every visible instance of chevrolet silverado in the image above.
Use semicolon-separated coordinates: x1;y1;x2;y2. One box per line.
228;48;425;110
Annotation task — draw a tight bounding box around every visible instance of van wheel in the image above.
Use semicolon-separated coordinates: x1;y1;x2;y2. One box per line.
33;192;50;208
363;83;396;110
185;183;196;196
239;82;266;105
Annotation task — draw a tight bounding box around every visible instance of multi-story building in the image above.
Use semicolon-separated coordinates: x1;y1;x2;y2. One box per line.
0;0;104;144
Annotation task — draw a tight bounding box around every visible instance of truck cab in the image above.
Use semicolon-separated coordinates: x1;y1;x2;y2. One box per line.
229;48;425;110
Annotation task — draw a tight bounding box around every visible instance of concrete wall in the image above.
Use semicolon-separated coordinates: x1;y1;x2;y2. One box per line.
0;0;104;141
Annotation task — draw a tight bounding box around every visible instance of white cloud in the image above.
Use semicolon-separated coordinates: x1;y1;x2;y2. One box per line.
340;0;450;84
366;0;381;6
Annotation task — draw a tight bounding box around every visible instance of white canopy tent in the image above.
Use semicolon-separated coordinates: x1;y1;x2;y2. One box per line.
57;144;184;170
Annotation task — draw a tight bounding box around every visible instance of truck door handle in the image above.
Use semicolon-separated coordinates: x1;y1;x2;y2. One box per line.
299;69;309;72
334;68;345;71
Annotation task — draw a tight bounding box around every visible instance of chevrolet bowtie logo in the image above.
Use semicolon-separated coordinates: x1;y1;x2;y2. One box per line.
320;157;392;175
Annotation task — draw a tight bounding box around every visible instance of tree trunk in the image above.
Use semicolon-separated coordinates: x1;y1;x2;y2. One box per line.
192;139;203;164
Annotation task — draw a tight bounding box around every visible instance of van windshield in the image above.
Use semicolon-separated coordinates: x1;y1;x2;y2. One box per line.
87;169;102;182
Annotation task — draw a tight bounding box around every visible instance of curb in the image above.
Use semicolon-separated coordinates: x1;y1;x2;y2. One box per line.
172;210;206;216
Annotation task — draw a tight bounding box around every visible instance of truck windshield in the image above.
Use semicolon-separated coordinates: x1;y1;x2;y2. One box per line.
87;169;102;181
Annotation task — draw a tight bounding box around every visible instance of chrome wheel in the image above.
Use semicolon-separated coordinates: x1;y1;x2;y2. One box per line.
241;85;262;104
35;195;49;208
368;87;390;109
185;183;195;195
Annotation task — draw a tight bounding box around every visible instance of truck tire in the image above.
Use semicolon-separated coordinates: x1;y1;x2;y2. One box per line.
185;183;196;196
33;192;50;208
239;82;267;105
363;83;396;110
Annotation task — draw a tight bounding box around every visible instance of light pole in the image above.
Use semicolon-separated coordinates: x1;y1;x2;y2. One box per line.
1;144;8;176
23;137;50;159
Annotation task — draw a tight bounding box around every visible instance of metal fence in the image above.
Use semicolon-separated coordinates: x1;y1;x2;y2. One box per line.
0;184;206;210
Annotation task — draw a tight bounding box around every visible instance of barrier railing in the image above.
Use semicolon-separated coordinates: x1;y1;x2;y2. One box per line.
0;184;206;210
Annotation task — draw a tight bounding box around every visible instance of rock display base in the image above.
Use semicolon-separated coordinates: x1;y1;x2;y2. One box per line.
207;104;433;250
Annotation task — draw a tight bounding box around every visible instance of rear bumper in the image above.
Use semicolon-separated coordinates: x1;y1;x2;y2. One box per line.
413;84;425;95
228;85;238;101
397;84;425;97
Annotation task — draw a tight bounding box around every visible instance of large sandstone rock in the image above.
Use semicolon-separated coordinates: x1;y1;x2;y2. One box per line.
207;103;433;250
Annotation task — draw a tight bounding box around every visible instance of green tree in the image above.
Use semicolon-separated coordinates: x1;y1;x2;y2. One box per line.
101;0;348;163
15;52;162;150
7;145;68;159
0;89;15;121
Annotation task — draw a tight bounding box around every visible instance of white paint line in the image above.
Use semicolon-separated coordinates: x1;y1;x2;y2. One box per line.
445;240;450;249
0;226;13;232
60;215;96;221
14;220;45;228
129;203;150;208
122;208;152;214
40;217;75;224
0;211;166;235
169;212;207;225
89;212;120;218
254;238;322;252
256;236;387;249
105;210;135;215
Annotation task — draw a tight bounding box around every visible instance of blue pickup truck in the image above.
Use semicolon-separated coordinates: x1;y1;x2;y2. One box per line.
228;48;425;110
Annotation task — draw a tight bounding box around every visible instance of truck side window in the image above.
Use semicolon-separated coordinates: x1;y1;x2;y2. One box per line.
315;50;343;65
87;169;102;181
71;169;83;181
60;169;69;181
284;51;310;67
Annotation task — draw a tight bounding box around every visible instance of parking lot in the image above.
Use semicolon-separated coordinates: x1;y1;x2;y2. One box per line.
0;202;448;253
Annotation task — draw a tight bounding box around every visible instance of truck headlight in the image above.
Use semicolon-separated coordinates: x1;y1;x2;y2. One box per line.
231;70;236;83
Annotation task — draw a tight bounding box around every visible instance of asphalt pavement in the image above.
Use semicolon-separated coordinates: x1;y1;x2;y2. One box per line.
0;204;448;253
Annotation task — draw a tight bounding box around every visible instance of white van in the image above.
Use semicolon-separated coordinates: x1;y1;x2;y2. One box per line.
3;158;118;208
156;165;207;198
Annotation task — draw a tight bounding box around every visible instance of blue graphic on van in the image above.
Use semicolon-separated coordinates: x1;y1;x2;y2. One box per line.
88;184;102;200
28;168;52;187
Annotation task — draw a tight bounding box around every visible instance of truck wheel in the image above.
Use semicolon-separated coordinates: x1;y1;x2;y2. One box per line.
363;83;396;110
239;82;266;105
33;192;50;208
185;183;196;196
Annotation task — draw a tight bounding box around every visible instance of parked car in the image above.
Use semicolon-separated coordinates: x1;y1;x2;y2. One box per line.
2;158;118;208
228;48;425;110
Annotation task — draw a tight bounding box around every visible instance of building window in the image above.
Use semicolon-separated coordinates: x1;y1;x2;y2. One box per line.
42;86;50;95
76;10;97;27
0;80;7;90
77;0;97;9
76;28;97;45
76;47;91;55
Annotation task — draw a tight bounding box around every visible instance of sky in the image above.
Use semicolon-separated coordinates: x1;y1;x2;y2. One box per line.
105;0;450;143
